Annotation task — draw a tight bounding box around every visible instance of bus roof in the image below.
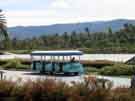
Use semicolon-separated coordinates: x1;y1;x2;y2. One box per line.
31;50;83;56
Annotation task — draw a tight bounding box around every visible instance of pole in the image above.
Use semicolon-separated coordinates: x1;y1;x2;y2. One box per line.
79;56;80;62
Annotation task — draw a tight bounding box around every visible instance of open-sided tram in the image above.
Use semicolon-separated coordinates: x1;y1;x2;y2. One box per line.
31;50;84;75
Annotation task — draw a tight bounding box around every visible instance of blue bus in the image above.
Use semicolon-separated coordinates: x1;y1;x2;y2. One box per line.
31;50;84;75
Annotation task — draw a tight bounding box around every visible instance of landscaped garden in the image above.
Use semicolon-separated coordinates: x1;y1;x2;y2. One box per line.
0;58;135;76
85;63;135;76
0;59;30;70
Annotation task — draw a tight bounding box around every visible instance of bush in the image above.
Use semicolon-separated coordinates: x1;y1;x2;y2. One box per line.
0;60;7;66
9;50;32;54
99;64;135;76
109;87;135;101
0;78;134;101
81;60;114;68
85;67;99;74
2;59;29;70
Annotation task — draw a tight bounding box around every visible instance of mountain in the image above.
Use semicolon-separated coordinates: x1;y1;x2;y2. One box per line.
8;19;135;39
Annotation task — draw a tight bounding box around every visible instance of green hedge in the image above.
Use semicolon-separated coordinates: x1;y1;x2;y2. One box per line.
0;59;30;70
8;50;32;54
99;64;135;76
81;60;114;68
85;67;99;74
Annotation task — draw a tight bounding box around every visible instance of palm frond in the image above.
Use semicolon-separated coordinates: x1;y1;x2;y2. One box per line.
0;10;9;41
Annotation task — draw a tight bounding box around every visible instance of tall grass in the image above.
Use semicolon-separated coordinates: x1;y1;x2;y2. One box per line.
0;77;133;101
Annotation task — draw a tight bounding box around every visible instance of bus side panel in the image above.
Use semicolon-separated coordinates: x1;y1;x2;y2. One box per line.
63;63;84;74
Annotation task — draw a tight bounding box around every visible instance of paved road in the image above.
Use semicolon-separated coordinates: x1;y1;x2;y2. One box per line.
0;70;131;88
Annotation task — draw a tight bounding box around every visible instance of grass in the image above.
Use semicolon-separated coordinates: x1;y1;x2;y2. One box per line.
99;64;135;76
8;50;32;54
81;60;114;68
85;67;99;75
85;63;135;76
0;50;32;54
0;59;30;70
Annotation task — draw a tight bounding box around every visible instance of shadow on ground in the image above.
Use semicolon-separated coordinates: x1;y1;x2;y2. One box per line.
23;72;79;77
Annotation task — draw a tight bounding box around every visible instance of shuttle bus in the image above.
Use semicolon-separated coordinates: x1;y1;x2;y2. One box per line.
31;50;84;75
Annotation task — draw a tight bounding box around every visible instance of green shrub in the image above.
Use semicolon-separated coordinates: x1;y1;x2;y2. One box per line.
85;67;99;74
0;60;7;66
99;64;135;76
81;60;114;68
9;50;32;54
2;59;29;70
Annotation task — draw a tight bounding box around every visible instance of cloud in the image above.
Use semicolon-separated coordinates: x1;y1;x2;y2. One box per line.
1;0;30;5
2;0;135;26
6;10;55;26
6;9;96;26
50;0;69;9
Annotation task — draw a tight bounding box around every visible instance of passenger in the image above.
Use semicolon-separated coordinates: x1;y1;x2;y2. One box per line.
131;74;135;88
70;57;75;62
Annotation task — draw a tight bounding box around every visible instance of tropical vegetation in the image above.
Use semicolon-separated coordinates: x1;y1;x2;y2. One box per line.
0;59;30;70
1;9;135;54
0;9;10;49
1;23;135;53
99;63;135;76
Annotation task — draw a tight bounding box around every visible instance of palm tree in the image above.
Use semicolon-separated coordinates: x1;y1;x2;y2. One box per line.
0;9;9;41
85;27;90;37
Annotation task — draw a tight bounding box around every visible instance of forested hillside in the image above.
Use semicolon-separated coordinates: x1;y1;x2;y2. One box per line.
2;23;135;53
8;19;135;39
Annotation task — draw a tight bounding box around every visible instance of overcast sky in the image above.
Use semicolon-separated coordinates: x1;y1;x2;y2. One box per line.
1;0;135;27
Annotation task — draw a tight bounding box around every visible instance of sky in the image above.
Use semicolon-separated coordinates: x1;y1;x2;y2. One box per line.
1;0;135;27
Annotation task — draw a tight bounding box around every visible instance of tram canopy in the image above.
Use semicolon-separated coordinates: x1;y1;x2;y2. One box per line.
31;50;83;56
